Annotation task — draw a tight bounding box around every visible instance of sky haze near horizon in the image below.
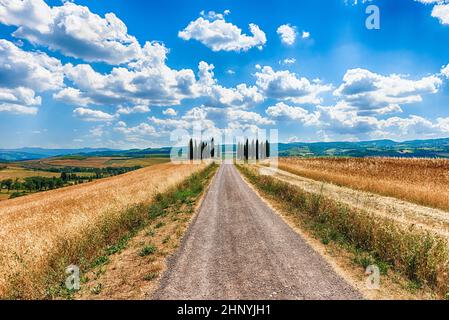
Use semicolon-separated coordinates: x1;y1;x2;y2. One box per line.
0;0;449;149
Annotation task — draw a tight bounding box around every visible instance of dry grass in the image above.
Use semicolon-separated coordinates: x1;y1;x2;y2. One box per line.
0;162;204;299
105;157;169;167
0;166;58;181
40;157;123;168
20;157;170;169
279;157;449;212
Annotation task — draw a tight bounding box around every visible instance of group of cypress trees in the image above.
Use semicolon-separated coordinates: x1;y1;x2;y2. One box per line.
237;139;270;161
187;138;271;161
188;138;219;161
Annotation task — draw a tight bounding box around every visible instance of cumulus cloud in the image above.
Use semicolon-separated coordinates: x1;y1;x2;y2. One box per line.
0;0;143;64
53;87;92;106
179;11;266;52
266;102;320;125
432;4;449;24
116;105;151;115
255;66;332;104
334;68;442;115
198;61;264;108
115;121;157;136
0;39;63;91
0;39;62;114
73;107;116;122
60;47;198;107
277;24;297;45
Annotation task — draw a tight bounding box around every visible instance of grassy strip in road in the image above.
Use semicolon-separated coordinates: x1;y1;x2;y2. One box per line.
237;164;449;299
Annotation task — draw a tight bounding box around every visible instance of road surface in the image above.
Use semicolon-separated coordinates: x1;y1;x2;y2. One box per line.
153;164;362;300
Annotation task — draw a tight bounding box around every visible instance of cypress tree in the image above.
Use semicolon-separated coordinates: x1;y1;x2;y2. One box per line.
256;139;259;161
266;140;270;158
189;138;194;161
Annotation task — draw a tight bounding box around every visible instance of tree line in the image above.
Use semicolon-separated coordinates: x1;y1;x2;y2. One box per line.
237;139;270;161
188;138;220;161
186;138;271;161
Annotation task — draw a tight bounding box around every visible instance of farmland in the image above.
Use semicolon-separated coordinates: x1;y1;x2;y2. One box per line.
0;162;204;299
0;157;169;202
278;157;449;212
18;156;170;170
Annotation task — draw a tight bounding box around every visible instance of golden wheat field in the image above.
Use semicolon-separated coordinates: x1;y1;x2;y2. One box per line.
0;162;204;298
279;157;449;212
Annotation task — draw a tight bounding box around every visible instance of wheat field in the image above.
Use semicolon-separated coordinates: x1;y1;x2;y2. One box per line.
279;157;449;212
0;162;204;298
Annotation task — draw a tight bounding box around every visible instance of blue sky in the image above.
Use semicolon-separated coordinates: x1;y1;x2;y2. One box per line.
0;0;449;149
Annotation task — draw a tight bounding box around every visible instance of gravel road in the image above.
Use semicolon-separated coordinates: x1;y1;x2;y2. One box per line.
153;164;362;300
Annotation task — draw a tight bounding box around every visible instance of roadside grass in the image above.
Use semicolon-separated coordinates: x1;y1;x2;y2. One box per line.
62;162;218;299
237;164;449;299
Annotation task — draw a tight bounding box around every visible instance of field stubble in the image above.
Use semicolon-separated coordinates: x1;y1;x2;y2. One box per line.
0;162;204;299
279;157;449;212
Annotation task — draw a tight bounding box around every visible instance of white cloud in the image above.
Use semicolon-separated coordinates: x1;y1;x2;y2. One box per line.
334;68;442;115
73;107;116;122
432;4;449;24
116;105;151;115
0;39;63;91
266;102;320;125
61;49;199;107
179;12;266;52
0;0;143;64
0;102;37;114
198;61;264;108
280;58;296;65
115;121;157;136
0;39;62;114
53;87;92;106
163;108;177;116
255;66;332;104
302;31;310;39
277;24;297;45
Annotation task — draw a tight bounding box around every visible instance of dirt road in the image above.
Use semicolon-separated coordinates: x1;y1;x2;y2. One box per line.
153;164;362;300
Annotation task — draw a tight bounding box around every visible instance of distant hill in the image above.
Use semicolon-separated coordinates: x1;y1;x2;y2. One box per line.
278;138;449;158
0;148;120;161
2;137;449;161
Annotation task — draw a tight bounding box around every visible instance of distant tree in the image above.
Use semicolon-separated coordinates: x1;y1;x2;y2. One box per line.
256;139;259;161
189;138;194;161
12;179;20;192
244;139;249;161
211;138;215;158
266;140;270;158
0;179;12;192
